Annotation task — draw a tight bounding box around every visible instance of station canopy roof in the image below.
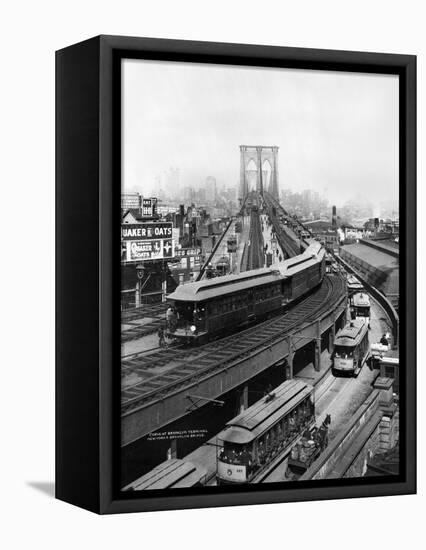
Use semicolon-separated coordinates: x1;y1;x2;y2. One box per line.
341;242;399;270
123;458;206;491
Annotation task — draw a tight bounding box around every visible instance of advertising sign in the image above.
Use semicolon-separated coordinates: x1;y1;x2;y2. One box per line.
141;197;157;217
175;247;202;257
123;239;174;261
217;461;246;483
227;236;237;253
121;222;174;262
121;222;172;241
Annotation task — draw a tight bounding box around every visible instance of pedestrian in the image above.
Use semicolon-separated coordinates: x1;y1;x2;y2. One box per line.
158;325;166;347
166;305;173;330
380;333;389;346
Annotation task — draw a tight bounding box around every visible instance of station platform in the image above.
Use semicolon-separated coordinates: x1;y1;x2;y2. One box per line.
260;213;286;264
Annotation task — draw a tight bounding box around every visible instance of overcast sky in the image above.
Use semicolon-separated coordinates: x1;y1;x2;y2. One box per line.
122;59;398;207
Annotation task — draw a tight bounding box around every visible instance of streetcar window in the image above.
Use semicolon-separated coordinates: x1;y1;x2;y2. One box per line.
334;345;355;358
219;442;253;466
355;306;370;317
384;366;395;378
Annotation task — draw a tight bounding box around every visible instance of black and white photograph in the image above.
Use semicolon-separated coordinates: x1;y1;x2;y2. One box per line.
120;59;401;491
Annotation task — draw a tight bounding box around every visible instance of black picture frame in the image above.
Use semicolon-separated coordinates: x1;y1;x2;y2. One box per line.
56;35;416;514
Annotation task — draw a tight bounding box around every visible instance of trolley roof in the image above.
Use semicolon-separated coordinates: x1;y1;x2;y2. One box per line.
334;320;368;346
352;292;370;307
123;459;206;491
219;380;313;445
347;275;363;288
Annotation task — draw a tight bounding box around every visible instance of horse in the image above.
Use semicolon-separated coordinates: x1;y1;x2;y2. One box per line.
310;414;331;451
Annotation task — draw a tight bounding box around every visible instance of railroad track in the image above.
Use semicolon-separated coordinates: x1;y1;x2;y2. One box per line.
121;303;168;342
121;274;346;417
247;209;264;270
263;192;308;256
241;209;265;271
122;302;167;322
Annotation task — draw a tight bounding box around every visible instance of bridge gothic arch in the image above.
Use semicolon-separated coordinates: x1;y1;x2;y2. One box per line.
239;145;279;201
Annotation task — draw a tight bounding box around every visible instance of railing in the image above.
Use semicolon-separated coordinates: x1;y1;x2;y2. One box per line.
333;254;399;346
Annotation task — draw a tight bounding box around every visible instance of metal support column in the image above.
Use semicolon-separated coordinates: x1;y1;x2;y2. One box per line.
328;320;335;353
314;320;321;372
239;385;249;413
286;336;294;379
135;280;140;308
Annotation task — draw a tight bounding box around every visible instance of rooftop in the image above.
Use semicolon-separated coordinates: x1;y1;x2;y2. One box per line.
341;242;399;270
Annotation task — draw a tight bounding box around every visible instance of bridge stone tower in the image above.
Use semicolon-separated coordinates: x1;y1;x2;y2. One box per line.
239;145;279;201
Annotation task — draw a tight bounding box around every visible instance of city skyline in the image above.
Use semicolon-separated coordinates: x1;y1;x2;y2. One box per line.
122;59;398;208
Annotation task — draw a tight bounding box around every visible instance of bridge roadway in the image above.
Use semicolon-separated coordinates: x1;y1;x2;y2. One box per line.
121;273;347;446
241;208;264;271
263;192;308;257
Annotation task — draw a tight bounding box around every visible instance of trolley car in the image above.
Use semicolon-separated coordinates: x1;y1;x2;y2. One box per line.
347;274;364;296
166;242;326;345
216;380;315;484
332;319;369;376
215;255;230;276
350;292;371;326
123;458;207;491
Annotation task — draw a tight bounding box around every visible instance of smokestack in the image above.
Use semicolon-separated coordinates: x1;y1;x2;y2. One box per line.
332;205;337;229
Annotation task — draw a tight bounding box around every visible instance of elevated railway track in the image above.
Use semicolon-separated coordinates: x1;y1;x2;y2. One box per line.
263;192;308;256
121;273;347;445
241;208;264;271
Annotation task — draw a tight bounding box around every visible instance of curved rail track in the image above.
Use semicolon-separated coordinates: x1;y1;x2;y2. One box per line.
121;274;346;417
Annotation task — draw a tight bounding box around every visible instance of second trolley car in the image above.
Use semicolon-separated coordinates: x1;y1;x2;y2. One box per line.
332;319;370;376
347;274;364;296
350;292;371;326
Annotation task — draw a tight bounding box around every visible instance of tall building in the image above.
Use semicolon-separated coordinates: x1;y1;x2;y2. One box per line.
332;205;337;228
205;176;217;203
183;186;193;203
165;167;180;199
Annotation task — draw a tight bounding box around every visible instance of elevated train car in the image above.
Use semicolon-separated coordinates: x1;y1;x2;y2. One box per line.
123;458;207;491
332;319;369;376
166;242;326;345
216;379;315;484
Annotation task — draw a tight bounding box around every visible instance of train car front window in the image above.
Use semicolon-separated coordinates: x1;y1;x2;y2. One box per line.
219;443;253;467
334;345;354;358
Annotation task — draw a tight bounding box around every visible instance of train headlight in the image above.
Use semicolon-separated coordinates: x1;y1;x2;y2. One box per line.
190;325;196;333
